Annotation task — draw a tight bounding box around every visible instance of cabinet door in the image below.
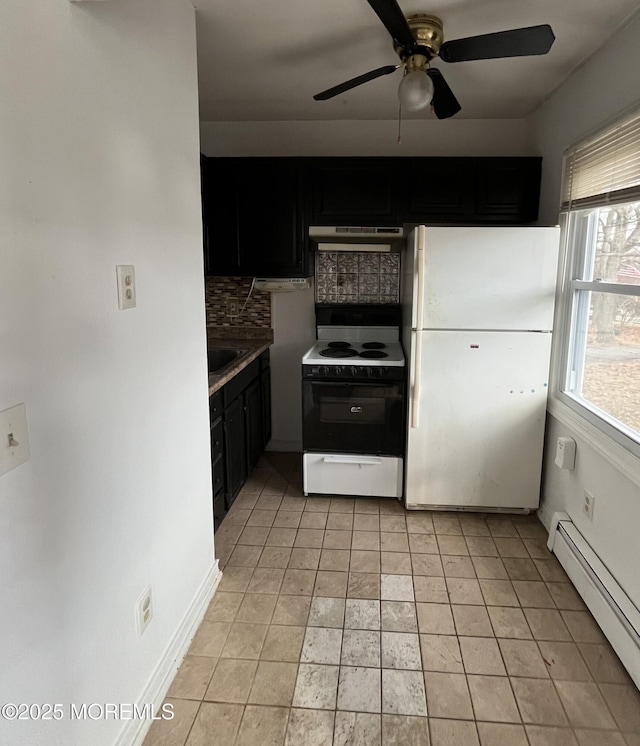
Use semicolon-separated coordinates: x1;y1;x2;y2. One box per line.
244;378;263;472
310;158;399;224
473;158;541;224
224;396;247;506
202;157;240;276
400;158;473;223
261;366;271;450
236;158;307;277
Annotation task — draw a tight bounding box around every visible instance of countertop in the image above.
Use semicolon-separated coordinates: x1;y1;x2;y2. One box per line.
207;332;273;396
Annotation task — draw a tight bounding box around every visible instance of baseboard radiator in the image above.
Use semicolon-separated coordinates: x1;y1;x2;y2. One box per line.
547;512;640;690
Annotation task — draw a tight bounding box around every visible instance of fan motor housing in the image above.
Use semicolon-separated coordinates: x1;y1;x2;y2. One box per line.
394;14;444;60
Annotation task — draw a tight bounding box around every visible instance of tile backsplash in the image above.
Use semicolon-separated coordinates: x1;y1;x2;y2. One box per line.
205;277;271;328
315;251;400;304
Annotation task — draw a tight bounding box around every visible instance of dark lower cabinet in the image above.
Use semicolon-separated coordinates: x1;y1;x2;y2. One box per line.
209;349;272;531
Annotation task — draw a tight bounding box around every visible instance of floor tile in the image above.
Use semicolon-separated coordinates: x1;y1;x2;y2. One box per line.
235;592;278;623
295;528;325;549
284;708;335;746
467;675;520;723
574;729;628;745
557;681;620;729
382;601;419;632
424;671;474;719
292;664;340;710
465;536;499;557
189;621;231;657
238;525;271;546
381;552;413;575
498;638;549;678
350;550;381;574
405;513;434;534
413;576;448;603
342;629;381;667
546;582;585;611
301;626;343;665
381;574;415;601
271;595;311;626
451;605;493;637
205;592;243;622
446;577;484;605
381;532;410;553
416;603;455;635
319;548;350;572
381;714;430;746
523;608;572;641
442;556;476;578
503;557;542;581
353;514;380;532
327;512;354;531
235;704;289;746
183;701;242;746
272;511;302;530
288;548;320;570
512;581;555;608
459;636;506;675
380;515;407;532
478;579;519;606
323;530;352;549
228;544;263;567
429;718;479;746
476;721;528;746
204;657;258;703
353;531;381;551
300;511;328;530
258;546;293;569
217;566;254;593
220;622;268;659
267;527;298;548
315;570;349;597
437;535;469;556
338;666;382;713
167;655;217;700
280;568;316;595
420;634;464;673
308;596;346;628
334;711;382;746
249;661;298;706
525;725;579;746
561;610;607;643
487;606;532;639
348;572;381;599
247;509;277;528
472;556;509;580
510;677;568;726
381;669;427;716
381;631;422;670
578;643;632;684
536;641;591;681
345;598;381;630
260;625;305;662
412;554;444;577
409;534;440;554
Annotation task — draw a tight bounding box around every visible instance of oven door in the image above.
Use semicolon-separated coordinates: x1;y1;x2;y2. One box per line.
302;379;405;456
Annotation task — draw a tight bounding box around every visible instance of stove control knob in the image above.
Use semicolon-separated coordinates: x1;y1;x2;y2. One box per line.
377;367;386;377
321;366;330;376
335;367;342;376
365;367;373;377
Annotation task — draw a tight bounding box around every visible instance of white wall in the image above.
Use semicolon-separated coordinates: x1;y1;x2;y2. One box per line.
0;2;216;745
529;12;640;612
200;119;533;157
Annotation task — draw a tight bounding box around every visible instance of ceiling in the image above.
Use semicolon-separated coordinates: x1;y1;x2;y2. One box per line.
193;0;640;123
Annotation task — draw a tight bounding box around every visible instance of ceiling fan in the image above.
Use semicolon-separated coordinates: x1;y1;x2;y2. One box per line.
313;0;555;119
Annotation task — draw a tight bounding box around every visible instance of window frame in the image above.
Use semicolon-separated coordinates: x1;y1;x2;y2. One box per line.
555;202;640;459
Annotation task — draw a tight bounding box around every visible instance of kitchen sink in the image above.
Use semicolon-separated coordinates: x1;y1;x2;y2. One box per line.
207;347;250;374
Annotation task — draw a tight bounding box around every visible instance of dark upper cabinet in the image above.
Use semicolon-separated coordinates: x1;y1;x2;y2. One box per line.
400;158;472;223
308;158;400;225
203;156;310;278
473;157;541;224
202;156;240;276
236;158;309;277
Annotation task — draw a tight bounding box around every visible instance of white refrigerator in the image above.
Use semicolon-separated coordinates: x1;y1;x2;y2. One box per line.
401;225;560;512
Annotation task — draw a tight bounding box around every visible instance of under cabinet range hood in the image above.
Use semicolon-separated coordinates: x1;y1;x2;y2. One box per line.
309;226;405;252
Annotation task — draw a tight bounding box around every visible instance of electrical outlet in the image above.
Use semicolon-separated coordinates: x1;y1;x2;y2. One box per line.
116;265;136;310
136;586;153;636
583;490;595;521
0;404;30;477
227;298;238;317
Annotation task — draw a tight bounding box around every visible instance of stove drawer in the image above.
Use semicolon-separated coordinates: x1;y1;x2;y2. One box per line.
303;452;403;498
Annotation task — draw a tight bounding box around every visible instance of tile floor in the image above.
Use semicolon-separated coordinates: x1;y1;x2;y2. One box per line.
144;452;640;746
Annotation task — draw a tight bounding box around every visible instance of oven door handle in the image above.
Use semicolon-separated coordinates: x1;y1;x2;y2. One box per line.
322;455;383;466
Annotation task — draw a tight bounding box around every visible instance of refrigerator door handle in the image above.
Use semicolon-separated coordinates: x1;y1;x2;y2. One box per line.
411;331;422;429
415;227;426;329
323;455;383;466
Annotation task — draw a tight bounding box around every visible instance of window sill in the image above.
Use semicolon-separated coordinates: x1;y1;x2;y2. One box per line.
547;395;640;489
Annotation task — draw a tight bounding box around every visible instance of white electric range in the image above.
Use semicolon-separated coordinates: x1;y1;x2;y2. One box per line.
301;305;406;499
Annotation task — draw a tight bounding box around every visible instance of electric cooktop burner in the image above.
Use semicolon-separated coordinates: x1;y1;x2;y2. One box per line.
320;347;359;358
359;350;388;359
327;341;352;349
362;342;386;349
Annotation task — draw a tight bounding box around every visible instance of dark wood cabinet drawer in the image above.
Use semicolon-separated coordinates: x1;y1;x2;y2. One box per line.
209;391;224;423
211;417;224;460
212;452;225;497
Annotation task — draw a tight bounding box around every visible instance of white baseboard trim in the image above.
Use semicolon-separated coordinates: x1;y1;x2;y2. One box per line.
536;501;555;532
265;439;302;453
117;560;222;746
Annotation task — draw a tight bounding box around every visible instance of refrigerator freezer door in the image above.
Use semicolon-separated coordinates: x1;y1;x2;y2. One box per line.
420;226;560;331
405;330;552;511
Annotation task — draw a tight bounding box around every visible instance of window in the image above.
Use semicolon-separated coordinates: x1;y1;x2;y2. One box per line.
559;107;640;454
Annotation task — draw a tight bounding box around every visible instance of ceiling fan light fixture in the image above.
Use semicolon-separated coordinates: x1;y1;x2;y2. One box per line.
398;68;434;111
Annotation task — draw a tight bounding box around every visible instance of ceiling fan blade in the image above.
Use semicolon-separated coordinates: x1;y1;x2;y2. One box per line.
426;68;461;119
366;0;417;52
439;24;555;63
313;65;399;101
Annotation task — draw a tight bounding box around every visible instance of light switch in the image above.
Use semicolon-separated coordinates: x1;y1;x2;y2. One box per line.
116;265;136;310
0;404;30;477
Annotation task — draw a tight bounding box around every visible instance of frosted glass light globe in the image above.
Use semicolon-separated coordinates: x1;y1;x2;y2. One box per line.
398;70;434;111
